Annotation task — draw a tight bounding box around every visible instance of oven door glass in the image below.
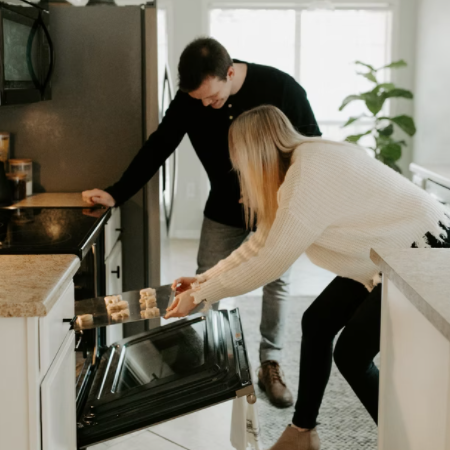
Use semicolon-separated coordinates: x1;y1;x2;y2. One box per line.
77;308;253;449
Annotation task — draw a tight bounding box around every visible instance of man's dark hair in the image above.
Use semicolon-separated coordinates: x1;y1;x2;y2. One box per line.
178;37;233;93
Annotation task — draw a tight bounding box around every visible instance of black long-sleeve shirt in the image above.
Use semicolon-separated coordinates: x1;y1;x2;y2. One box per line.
106;60;321;229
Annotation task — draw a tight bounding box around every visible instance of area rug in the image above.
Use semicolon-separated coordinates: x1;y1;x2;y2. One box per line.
235;295;378;450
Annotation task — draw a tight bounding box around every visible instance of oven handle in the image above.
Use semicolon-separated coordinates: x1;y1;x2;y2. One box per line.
63;316;77;330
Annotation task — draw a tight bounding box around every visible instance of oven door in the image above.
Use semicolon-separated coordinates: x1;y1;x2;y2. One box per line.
76;308;253;449
0;3;53;106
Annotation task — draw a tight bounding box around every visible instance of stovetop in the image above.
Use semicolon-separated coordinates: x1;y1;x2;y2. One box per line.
0;206;111;259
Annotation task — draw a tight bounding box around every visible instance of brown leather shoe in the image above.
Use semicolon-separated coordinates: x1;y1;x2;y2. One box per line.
258;360;294;408
268;425;320;450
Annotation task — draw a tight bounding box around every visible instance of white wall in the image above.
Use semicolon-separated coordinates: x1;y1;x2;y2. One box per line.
391;0;418;175
413;0;450;165
159;0;210;239
160;0;419;238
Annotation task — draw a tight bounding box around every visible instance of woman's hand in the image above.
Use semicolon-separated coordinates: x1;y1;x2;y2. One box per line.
82;189;115;207
165;289;197;318
172;277;198;294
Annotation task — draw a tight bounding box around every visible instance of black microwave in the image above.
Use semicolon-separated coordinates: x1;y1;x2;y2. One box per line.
0;1;54;106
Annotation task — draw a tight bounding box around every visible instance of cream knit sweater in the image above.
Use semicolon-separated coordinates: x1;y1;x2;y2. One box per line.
192;141;450;309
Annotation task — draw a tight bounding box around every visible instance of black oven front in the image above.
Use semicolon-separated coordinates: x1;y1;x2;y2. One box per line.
0;1;54;106
75;286;255;449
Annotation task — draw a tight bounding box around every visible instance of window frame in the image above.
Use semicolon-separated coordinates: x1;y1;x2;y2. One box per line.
208;0;395;138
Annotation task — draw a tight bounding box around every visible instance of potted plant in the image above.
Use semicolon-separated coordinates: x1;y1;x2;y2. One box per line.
339;60;416;173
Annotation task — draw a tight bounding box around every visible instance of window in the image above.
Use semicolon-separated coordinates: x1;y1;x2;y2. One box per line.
210;7;392;144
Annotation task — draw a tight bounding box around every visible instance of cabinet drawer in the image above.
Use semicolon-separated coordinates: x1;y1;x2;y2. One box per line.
104;207;121;259
40;281;75;377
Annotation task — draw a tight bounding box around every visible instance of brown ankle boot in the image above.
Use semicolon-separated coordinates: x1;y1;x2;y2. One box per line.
268;425;320;450
258;361;294;408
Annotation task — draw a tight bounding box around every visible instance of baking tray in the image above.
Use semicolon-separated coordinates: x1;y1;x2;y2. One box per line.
74;284;173;331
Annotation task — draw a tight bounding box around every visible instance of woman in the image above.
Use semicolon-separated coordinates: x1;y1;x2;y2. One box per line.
165;105;450;450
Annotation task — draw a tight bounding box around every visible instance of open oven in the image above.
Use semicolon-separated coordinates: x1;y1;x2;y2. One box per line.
74;285;254;449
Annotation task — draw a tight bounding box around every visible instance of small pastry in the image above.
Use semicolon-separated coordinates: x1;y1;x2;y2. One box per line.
140;296;157;309
104;295;122;305
111;309;130;321
76;314;94;326
107;300;129;313
140;287;156;297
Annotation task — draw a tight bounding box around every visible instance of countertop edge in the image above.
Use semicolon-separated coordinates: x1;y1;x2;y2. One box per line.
370;248;450;342
41;256;80;316
0;256;80;318
410;163;450;189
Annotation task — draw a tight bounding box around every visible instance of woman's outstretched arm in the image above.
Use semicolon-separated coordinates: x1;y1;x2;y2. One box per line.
191;207;324;309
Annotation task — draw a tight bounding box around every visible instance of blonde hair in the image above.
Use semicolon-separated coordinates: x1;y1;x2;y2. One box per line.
229;105;322;229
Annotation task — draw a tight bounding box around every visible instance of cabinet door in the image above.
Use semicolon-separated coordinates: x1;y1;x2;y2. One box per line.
105;240;123;345
104;207;121;260
41;331;76;450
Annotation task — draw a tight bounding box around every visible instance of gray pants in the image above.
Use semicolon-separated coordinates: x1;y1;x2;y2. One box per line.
197;216;291;363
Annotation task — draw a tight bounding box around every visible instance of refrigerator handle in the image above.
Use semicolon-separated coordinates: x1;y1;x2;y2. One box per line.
161;66;177;236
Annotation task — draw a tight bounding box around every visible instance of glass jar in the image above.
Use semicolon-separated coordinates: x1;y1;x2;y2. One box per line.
9;159;32;197
0;132;10;163
6;172;27;201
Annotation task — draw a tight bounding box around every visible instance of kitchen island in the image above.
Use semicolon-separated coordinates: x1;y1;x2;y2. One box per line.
371;247;450;450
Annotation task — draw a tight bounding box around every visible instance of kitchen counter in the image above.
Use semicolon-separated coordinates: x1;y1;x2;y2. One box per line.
371;247;450;450
0;254;80;317
410;163;450;189
6;192;90;208
370;247;450;340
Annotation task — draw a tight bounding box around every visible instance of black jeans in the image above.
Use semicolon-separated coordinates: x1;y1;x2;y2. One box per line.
293;277;381;428
293;227;450;429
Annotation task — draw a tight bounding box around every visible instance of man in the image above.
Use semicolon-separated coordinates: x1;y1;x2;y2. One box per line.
82;37;321;408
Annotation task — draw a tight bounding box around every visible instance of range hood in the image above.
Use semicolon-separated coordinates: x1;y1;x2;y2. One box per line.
3;0;155;7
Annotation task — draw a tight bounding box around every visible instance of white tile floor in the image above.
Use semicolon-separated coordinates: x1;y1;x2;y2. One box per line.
89;239;334;450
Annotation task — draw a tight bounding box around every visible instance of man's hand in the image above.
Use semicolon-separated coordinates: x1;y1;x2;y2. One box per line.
172;277;198;294
82;189;115;207
165;289;197;318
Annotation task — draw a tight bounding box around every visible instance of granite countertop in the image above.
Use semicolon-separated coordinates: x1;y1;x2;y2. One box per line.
0;255;80;317
6;192;91;209
410;163;450;189
371;248;450;341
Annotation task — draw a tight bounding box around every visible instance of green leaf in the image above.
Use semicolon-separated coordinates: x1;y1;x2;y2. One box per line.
359;72;378;83
376;135;393;149
380;143;402;161
345;130;372;143
378;124;394;137
339;95;363;111
361;91;385;115
379;115;416;136
355;61;376;72
384;88;413;99
383;159;402;173
342;116;363;127
378;83;396;91
379;60;407;70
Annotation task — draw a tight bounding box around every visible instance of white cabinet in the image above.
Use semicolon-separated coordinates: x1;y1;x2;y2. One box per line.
379;278;450;450
104;207;121;259
105;239;123;345
41;331;76;450
0;280;77;450
39;282;74;376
